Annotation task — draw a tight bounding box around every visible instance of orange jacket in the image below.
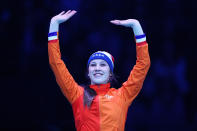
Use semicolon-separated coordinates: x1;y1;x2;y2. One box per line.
48;33;150;131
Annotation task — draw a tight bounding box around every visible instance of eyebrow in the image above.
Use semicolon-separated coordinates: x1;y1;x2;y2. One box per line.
100;60;107;64
90;60;107;64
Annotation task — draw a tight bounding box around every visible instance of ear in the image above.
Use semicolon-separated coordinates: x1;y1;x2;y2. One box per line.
88;71;91;77
110;72;112;77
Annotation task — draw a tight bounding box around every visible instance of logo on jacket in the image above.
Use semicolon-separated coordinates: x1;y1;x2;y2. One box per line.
104;94;113;99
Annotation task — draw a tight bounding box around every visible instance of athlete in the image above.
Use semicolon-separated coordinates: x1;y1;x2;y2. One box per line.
48;10;150;131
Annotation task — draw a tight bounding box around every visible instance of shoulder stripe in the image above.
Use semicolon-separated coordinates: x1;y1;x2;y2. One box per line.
48;36;58;41
48;32;57;37
136;37;146;43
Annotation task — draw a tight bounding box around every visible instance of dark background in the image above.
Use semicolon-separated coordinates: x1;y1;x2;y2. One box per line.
1;0;196;130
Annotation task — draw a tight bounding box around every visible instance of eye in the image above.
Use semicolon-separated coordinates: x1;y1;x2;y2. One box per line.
90;63;96;67
100;63;106;67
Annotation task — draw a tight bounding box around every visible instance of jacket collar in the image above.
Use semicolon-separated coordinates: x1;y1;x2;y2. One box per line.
90;83;111;95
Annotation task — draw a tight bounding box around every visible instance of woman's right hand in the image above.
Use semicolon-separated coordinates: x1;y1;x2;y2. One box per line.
51;10;77;24
49;10;77;33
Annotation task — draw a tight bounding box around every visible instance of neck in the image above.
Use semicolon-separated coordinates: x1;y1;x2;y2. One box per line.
89;83;111;95
91;81;108;86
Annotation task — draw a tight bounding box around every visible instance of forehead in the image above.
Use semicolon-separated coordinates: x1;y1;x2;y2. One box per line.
90;59;107;64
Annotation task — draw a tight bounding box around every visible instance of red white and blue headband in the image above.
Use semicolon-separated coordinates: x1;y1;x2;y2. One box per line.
87;51;114;72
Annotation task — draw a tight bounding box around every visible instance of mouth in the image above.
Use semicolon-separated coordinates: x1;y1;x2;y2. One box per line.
93;73;103;77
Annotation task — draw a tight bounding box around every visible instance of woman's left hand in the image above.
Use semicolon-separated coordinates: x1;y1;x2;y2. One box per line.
110;19;139;28
110;19;144;36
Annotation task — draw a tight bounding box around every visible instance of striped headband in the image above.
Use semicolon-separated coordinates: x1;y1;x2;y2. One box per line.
87;51;114;72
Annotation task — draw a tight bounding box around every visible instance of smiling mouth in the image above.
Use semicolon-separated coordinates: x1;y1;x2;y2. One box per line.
94;73;103;77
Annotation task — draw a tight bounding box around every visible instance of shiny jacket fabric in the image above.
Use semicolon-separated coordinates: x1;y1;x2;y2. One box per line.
48;34;150;131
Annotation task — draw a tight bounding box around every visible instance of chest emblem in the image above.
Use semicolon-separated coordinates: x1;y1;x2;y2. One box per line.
104;94;113;99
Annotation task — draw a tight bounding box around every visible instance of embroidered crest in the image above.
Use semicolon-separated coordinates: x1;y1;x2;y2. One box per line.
105;94;113;99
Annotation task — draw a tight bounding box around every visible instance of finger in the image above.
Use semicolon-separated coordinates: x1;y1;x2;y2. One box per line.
69;10;77;15
65;10;71;14
66;10;77;17
110;20;121;25
59;11;65;15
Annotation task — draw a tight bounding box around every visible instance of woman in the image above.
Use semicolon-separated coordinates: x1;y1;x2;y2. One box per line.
48;10;150;131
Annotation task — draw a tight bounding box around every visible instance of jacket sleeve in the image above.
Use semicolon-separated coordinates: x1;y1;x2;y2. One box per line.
120;41;150;105
48;32;83;104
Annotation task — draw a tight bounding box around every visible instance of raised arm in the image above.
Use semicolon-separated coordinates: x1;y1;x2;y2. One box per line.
48;10;83;104
110;19;150;105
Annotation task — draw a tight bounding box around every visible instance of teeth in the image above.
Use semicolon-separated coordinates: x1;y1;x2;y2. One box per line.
94;73;103;77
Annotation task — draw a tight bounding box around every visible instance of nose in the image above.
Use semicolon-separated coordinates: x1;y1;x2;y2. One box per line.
95;65;101;71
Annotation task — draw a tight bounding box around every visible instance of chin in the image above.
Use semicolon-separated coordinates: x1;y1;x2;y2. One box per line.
93;80;107;85
90;76;108;85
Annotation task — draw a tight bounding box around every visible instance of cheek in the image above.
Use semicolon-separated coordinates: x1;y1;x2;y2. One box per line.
88;67;93;73
102;69;110;78
88;68;94;77
104;67;110;74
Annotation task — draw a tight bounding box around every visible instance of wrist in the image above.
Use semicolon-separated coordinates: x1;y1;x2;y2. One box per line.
49;20;59;33
50;18;59;24
132;23;144;36
129;19;140;28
